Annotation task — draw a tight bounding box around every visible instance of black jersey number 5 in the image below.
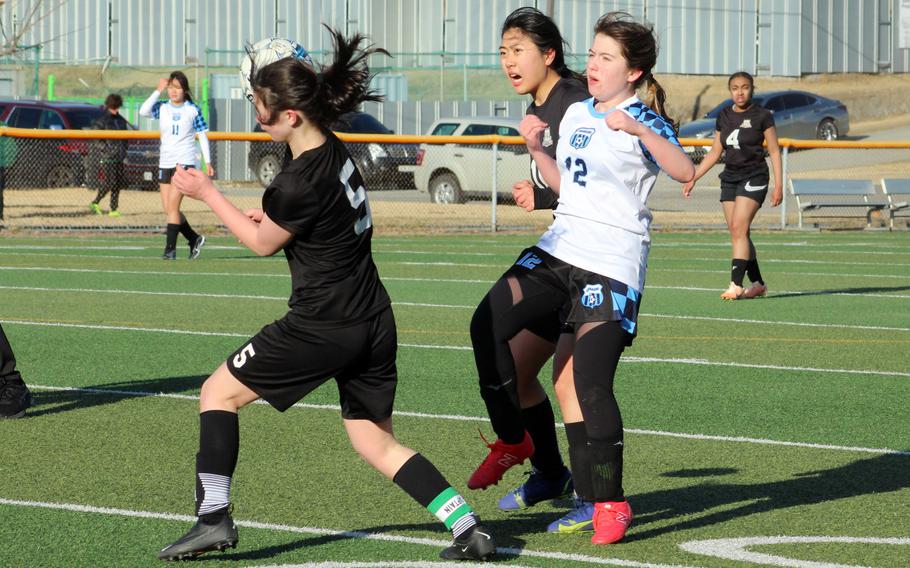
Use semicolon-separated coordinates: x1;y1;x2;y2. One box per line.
564;157;588;187
340;158;373;235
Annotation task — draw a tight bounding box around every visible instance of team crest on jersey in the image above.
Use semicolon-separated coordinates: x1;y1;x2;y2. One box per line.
542;127;553;147
569;127;595;149
172;113;181;121
580;284;604;308
741;119;752;128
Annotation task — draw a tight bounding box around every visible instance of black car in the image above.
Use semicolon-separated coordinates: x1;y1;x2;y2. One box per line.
248;111;417;189
0;99;156;188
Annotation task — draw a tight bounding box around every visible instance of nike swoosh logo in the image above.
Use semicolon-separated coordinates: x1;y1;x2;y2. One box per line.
744;182;767;192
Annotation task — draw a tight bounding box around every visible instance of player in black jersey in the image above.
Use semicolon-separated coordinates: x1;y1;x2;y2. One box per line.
0;323;32;419
683;71;783;300
156;28;495;562
468;7;589;527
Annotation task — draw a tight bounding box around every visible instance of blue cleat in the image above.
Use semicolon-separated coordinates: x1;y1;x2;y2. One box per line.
547;498;595;533
498;468;573;511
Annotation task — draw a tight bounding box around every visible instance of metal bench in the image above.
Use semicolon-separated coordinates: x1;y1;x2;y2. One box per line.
788;179;889;229
881;178;910;229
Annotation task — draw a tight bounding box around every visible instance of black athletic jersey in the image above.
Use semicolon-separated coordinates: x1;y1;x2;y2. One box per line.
527;76;589;209
716;103;775;178
263;131;390;327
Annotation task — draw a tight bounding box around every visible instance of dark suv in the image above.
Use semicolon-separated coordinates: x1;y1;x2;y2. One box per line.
0;99;156;188
248;111;417;189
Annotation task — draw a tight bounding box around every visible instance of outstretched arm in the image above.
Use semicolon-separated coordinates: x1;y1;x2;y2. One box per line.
171;167;292;256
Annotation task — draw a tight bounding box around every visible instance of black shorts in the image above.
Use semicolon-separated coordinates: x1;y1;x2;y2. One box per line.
225;307;397;420
158;165;195;184
720;170;769;205
504;247;642;344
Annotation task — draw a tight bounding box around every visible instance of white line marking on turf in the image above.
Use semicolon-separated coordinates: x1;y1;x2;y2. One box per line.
28;384;910;457
246;563;525;567
679;536;910;568
0;498;694;568
2;283;909;331
4;319;907;378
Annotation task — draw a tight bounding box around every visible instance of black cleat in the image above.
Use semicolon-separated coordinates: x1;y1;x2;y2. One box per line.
157;508;238;561
162;248;177;261
0;376;32;419
440;525;496;561
189;235;205;260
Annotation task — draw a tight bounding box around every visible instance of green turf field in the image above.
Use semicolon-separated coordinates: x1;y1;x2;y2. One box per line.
0;231;907;568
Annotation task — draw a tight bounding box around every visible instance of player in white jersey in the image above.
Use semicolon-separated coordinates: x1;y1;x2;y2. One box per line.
468;6;587;517
140;71;213;260
508;13;693;544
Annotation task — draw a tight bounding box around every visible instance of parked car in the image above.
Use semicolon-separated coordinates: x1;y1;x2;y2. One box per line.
248;111;417;189
678;90;849;159
412;117;527;204
0;99;156;188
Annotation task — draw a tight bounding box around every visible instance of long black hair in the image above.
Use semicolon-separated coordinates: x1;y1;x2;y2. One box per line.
249;26;388;130
594;12;676;130
501;7;584;83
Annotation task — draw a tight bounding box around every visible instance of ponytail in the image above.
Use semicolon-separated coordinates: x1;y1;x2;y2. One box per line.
250;26;388;130
644;73;677;131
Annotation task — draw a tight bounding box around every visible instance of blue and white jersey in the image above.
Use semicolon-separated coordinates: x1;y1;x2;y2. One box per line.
139;91;209;168
536;95;681;292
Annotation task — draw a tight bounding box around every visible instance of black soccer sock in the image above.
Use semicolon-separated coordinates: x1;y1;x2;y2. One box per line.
471;277;564;444
195;410;239;516
731;258;749;287
393;453;477;538
522;398;567;479
746;258;764;285
586;436;624;502
165;223;180;252
179;213;200;244
565;421;593;499
570;321;627;502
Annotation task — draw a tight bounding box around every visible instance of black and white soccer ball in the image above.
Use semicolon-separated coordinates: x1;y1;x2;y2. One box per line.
239;37;313;102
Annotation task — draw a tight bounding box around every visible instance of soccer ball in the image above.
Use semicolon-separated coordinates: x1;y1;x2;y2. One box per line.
239;37;313;102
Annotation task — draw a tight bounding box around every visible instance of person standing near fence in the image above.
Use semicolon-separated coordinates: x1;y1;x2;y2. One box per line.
140;71;212;260
489;12;693;544
89;94;129;217
0;120;18;225
155;30;496;562
0;323;32;419
682;71;782;299
467;6;587;525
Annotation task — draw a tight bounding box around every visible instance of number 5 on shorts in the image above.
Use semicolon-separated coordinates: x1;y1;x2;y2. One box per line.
233;343;256;368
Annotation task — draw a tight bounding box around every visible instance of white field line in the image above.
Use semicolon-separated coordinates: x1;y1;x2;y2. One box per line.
2;283;909;331
1;253;908;283
26;384;910;457
7;318;907;378
685;256;910;268
679;536;910;568
0;498;691;568
2;265;909;297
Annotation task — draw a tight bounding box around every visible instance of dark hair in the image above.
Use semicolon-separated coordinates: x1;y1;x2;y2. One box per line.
594;12;676;130
728;71;755;89
501;7;584;83
104;93;123;110
167;71;193;103
249;26;388;129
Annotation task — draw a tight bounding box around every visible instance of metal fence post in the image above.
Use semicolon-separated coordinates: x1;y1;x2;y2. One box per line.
780;145;789;229
491;142;498;232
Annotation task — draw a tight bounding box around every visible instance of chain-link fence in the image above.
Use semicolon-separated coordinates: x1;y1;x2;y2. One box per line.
0;128;908;233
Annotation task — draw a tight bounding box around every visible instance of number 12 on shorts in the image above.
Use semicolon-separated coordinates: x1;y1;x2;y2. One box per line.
233;343;256;368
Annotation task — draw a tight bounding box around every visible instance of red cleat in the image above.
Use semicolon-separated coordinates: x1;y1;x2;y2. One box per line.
467;430;534;490
591;500;632;545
